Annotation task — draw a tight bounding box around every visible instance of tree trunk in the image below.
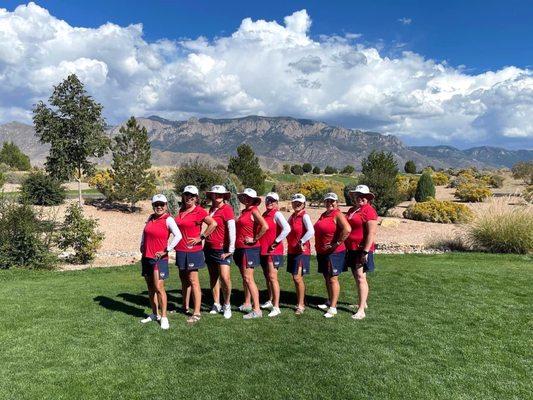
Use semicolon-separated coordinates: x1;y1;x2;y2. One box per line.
77;167;83;206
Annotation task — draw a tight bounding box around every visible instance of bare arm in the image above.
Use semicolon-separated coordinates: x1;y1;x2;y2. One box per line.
334;211;351;244
362;220;378;252
202;215;218;237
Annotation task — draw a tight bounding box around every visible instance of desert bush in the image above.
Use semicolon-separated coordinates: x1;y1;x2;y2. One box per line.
403;198;473;223
299;179;344;206
395;175;419;201
272;182;300;201
454;182;492;202
290;164;304;175
466;197;533;254
223;174;241;215
479;173;504;188
0;200;57;269
511;161;533;185
4;170;28;184
415;172;436;202
88;169;118;201
312;166;321;174
432;172;450;186
523;185;533;203
57;203;104;264
404;160;416;174
302;163;312;173
20;171;66;206
425;232;470;252
448;172;477;188
282;164;291;174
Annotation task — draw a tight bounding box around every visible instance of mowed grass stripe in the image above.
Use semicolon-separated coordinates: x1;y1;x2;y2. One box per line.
0;254;531;400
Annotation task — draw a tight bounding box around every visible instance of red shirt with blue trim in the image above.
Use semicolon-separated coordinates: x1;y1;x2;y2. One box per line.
345;203;378;251
174;206;208;252
314;208;346;255
142;213;171;259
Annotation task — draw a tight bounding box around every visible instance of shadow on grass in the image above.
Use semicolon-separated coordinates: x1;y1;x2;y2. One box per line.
93;295;145;317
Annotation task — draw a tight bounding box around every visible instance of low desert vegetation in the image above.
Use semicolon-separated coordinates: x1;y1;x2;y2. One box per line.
403;198;473;224
20;170;66;206
454;182;493;202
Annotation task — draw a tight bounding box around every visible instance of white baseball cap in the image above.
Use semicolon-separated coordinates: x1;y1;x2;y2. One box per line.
265;192;280;202
291;193;306;203
182;185;199;195
206;185;231;200
323;192;339;201
349;184;375;200
151;194;168;204
237;188;262;205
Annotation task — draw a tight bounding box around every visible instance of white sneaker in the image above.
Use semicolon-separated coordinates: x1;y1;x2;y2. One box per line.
260;300;273;310
352;311;366;320
238;304;252;312
140;314;160;324
210;303;222;314
317;302;330;310
268;307;281;317
243;310;263;319
324;307;337;318
160;317;170;330
223;304;232;319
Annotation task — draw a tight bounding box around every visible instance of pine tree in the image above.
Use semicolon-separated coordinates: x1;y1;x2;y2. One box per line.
33;74;109;205
227;144;265;193
360;151;399;216
111;117;156;211
0;142;31;171
415;171;436;202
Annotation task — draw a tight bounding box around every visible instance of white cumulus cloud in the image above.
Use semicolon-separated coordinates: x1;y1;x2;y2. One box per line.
0;2;532;148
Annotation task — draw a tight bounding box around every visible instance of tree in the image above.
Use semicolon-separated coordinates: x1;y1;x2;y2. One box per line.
20;171;66;206
302;163;312;173
0;142;31;171
227;144;265;193
282;164;291;174
360;151;399;216
174;159;225;201
33;74;109;205
111;117;156;211
340;165;355;175
415;171;436;202
324;165;337;174
0;172;4;189
404;160;416;174
290;164;304;175
312;166;321;174
511;161;533;185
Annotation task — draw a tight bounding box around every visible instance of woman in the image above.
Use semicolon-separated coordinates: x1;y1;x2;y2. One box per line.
175;185;217;324
286;193;314;315
259;192;290;317
204;185;235;319
314;192;351;318
345;185;378;320
140;194;182;330
235;188;269;319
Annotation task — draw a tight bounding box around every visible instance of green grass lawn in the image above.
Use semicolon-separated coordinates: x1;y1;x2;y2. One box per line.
1;254;531;400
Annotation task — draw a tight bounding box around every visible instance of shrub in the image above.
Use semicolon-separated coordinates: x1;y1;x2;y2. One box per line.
344;183;359;206
466;197;533;254
479;173;504;189
302;163;312;173
404;160;416;174
290;164;304;175
454;182;492;202
448;172;476;188
340;165;355;175
20;171;66;206
4;170;28;184
272;182;300;201
298;179;344;206
57;203;104;264
0;201;57;269
403;198;473;223
282;164;291;174
324;165;337;174
174;159;226;200
0;171;5;189
228;144;265;193
360;151;399;216
432;172;450;186
312;166;321;174
0;142;31;171
161;189;180;216
395;175;419;201
88;169;118;201
511;161;533;185
523;185;533;203
415;172;436;202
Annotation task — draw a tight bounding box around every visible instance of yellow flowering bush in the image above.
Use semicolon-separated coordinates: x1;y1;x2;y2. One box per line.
88;169;117;201
454;182;492;202
431;172;450;186
403;198;473;223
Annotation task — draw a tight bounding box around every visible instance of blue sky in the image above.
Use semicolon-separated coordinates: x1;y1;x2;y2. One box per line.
1;1;532;148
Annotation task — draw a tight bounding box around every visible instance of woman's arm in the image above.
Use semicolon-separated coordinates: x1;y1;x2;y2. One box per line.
269;211;291;251
202;215;218;238
250;208;269;243
362;220;378;252
333;211;351;245
300;214;315;244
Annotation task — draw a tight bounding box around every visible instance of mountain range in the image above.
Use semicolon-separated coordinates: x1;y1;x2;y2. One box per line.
1;116;531;170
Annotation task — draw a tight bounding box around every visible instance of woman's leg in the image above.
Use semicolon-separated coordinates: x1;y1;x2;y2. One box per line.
179;269;191;311
188;270;202;316
323;272;332;304
266;262;280;309
353;267;368;318
242;267;260;313
208;263;220;305
262;265;272;302
219;264;232;306
328;275;340;308
144;276;158;316
239;264;252;307
153;270;168;318
292;266;305;309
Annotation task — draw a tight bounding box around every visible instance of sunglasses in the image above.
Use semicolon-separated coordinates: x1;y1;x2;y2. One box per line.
152;202;166;208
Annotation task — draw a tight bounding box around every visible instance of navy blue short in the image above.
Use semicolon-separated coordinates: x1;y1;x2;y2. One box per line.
286;254;310;275
175;250;205;271
204;248;232;266
234;247;261;269
141;257;169;280
345;250;375;273
317;252;347;276
260;255;284;270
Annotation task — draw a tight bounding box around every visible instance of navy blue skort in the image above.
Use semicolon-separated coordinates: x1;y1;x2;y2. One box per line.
317;252;347;276
234;247;261;269
176;250;205;271
260;255;284;270
345;250;375;273
286;254;311;275
141;257;169;280
204;248;232;266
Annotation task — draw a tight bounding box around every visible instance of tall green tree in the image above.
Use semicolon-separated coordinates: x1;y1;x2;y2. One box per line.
404;160;416;174
360;151;399;216
0;142;31;171
33;74;109;205
415;171;436;202
111;117;156;211
227;144;265;193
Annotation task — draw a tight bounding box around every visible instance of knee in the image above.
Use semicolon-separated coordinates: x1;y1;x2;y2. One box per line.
292;275;302;284
268;272;277;282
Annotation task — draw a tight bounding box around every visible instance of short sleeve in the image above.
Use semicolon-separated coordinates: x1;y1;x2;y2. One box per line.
223;204;235;221
198;206;209;222
361;205;378;222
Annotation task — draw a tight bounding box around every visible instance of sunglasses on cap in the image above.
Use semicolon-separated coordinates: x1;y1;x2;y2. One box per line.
152;202;166;208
